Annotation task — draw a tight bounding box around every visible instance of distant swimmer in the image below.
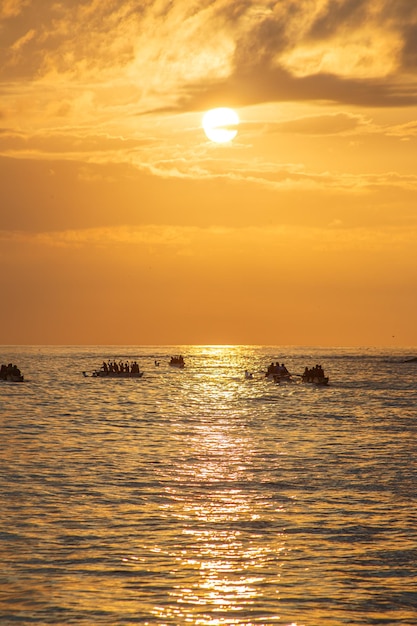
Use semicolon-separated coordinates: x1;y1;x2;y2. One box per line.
245;370;253;379
155;360;160;366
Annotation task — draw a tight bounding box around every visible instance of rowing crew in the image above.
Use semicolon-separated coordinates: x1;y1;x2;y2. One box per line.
266;362;290;377
302;364;327;383
1;363;24;382
101;360;141;374
255;361;329;385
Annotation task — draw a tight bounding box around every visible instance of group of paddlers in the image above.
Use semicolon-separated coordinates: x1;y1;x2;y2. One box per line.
0;362;24;381
266;362;290;377
101;360;141;374
301;364;326;382
169;355;185;367
262;360;328;384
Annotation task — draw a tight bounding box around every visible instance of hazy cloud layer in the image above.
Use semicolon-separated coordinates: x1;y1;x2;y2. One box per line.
2;222;416;258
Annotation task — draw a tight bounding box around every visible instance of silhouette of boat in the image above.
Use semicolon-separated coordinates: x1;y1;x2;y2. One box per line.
302;374;329;386
169;356;185;368
83;360;143;378
301;364;329;386
0;364;24;382
83;370;143;378
271;373;293;383
1;373;24;382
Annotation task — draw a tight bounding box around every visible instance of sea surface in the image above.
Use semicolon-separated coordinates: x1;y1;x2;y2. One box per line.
1;345;417;626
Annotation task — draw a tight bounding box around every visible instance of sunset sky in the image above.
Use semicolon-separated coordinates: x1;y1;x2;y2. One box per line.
1;0;417;346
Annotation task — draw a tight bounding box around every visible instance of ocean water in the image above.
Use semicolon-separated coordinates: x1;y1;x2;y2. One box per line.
1;345;416;626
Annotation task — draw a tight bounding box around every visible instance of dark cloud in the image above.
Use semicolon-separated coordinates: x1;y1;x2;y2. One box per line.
233;10;291;68
402;23;417;70
270;112;364;135
307;0;369;40
185;65;417;112
182;0;417;110
1;0;417;107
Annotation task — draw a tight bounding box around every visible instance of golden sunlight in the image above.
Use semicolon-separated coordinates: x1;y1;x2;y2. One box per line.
202;107;239;143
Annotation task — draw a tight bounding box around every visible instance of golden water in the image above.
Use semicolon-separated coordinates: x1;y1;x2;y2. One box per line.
1;346;416;624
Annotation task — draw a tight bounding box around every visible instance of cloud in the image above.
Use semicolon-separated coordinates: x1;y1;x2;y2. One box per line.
383;120;417;139
0;0;30;20
0;224;193;249
0;128;151;159
1;0;417;205
10;26;35;52
1;221;417;258
2;0;417;113
280;32;401;80
269;112;367;135
183;0;417;110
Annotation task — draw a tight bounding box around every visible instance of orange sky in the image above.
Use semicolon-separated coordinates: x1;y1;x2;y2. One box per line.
1;0;417;346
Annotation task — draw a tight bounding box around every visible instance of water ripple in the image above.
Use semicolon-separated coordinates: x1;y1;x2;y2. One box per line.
1;346;416;625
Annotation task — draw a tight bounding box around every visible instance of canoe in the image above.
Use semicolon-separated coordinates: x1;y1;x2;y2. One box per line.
273;374;293;383
302;376;329;386
83;370;143;378
1;374;24;382
169;357;185;368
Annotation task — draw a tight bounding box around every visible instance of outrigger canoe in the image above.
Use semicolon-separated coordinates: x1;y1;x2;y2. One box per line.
271;373;293;384
83;370;143;378
302;375;329;386
169;356;185;368
1;373;24;382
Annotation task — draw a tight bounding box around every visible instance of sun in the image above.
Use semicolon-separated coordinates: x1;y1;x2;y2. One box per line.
202;107;239;143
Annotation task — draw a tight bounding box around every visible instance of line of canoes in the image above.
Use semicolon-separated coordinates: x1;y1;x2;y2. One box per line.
5;353;417;385
0;355;330;385
265;361;329;385
83;356;330;385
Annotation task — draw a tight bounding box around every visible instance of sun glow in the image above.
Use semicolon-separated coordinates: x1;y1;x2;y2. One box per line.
202;107;239;143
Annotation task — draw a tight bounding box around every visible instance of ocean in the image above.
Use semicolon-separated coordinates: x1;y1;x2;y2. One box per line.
1;345;416;625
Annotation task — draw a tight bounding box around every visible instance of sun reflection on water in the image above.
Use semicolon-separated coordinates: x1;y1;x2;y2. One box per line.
150;346;288;622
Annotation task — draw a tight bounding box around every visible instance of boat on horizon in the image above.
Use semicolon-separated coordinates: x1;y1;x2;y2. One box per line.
83;359;143;378
271;373;294;384
301;365;329;386
265;361;292;382
1;363;24;382
1;373;24;382
83;370;144;378
169;355;185;368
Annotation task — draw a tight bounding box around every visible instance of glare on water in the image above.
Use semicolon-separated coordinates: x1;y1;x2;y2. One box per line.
1;345;416;625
